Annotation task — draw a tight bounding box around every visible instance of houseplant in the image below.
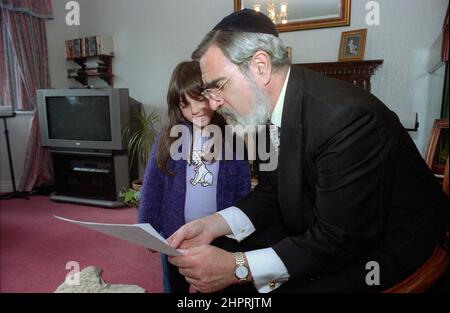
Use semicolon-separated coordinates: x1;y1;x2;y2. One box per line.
119;187;141;208
122;105;160;195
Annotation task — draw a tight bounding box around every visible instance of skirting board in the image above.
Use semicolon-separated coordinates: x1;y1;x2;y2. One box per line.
0;179;23;193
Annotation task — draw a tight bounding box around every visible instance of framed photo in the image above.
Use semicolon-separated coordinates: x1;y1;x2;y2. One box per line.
338;29;367;61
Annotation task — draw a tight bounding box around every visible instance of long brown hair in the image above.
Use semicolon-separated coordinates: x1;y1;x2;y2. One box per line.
156;61;226;175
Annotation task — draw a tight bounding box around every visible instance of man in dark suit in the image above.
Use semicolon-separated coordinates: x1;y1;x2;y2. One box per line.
168;9;448;293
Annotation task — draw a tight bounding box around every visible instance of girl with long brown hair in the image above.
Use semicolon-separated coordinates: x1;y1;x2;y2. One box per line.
137;61;251;293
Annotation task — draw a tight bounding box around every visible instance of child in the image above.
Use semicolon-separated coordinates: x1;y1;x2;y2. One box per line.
137;61;251;293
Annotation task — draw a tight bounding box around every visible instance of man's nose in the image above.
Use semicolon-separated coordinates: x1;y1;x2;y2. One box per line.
208;98;224;111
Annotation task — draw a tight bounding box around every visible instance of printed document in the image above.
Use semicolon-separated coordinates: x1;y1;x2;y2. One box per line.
54;215;183;256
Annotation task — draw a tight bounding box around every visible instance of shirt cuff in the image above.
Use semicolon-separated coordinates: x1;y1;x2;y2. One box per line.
217;206;255;242
245;248;290;293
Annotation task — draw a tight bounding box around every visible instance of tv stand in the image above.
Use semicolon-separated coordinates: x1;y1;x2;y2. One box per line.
50;149;129;208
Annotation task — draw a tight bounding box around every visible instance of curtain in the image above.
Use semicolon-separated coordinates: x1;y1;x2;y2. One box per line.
20;112;54;191
1;1;53;191
0;0;53;19
1;11;46;110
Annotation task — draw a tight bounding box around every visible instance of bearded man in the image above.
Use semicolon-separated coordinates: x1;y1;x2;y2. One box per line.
167;9;448;293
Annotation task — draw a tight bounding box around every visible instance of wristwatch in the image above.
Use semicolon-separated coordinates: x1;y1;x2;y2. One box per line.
234;252;249;284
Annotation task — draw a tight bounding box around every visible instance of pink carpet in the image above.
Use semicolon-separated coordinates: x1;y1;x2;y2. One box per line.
0;195;163;293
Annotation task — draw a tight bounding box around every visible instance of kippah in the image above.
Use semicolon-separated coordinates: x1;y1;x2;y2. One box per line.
212;8;279;37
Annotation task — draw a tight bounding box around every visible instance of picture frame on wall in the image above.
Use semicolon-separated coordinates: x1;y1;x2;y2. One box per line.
234;0;351;33
338;29;367;61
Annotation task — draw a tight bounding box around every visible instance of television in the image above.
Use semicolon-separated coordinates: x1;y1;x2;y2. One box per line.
37;88;129;150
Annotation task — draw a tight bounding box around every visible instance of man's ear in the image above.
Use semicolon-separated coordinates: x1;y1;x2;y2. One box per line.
250;50;272;85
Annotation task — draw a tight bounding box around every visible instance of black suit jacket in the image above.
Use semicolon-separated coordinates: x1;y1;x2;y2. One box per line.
236;65;448;291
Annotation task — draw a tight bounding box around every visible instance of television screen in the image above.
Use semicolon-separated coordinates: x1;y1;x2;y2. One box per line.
37;88;129;150
46;96;112;141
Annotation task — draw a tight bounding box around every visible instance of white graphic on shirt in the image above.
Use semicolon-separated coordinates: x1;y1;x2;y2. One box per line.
189;150;214;187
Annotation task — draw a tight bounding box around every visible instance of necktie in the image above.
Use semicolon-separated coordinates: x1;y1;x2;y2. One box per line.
269;123;280;153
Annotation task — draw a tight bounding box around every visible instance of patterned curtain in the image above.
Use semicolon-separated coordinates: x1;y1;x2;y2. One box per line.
1;1;53;191
1;11;49;110
0;0;53;19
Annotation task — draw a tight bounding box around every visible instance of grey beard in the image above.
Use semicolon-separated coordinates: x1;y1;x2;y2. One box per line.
218;80;270;127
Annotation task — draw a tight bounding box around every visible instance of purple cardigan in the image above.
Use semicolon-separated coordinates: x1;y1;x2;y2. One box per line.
137;133;251;238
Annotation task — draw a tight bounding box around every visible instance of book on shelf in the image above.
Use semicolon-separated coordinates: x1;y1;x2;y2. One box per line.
67;67;108;77
67;68;84;77
66;35;114;59
85;68;109;75
96;35;114;56
65;40;73;59
72;38;81;58
84;60;106;68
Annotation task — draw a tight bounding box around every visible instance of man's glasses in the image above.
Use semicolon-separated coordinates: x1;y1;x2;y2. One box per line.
201;77;230;101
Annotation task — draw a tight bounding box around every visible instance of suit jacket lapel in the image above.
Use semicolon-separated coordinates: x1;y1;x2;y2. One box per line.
278;66;305;234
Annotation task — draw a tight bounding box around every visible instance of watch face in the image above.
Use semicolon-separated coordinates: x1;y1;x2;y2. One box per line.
235;265;249;279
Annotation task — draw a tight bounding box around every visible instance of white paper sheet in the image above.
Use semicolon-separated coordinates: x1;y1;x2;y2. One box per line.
54;215;183;256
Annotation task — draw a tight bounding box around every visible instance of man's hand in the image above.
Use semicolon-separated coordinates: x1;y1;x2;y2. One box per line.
168;213;231;250
168;245;241;293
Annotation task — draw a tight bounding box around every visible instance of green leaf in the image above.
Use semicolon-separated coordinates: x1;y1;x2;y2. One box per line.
122;107;160;169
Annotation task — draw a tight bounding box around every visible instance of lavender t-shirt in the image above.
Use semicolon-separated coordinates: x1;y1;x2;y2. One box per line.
184;134;220;223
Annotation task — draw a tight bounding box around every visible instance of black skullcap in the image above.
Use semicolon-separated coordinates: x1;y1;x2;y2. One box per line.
212;8;279;37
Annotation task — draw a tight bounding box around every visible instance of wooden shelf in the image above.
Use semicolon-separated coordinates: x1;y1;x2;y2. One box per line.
67;54;113;63
67;54;113;60
67;55;114;87
296;60;383;93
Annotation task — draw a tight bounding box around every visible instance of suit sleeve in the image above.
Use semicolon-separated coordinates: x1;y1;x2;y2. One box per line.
272;106;390;283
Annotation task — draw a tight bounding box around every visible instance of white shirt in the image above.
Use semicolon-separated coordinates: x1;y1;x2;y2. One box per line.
217;67;291;293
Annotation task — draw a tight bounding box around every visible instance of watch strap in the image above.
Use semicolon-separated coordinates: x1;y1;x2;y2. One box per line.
235;252;246;266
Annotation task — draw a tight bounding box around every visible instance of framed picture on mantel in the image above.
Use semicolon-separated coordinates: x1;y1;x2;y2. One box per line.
338;28;367;61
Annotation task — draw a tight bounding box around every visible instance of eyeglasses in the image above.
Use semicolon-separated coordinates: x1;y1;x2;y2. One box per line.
201;77;230;101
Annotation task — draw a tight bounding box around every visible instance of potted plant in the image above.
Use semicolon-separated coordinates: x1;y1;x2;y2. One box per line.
122;105;160;193
119;187;141;208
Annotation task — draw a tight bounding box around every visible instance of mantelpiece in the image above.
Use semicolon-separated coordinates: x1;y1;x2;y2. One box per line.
296;60;384;93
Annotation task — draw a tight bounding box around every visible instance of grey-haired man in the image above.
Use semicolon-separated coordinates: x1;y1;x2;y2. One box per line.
168;9;448;293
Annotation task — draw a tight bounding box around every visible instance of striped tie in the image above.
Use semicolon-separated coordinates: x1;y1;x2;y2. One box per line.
269;123;280;153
